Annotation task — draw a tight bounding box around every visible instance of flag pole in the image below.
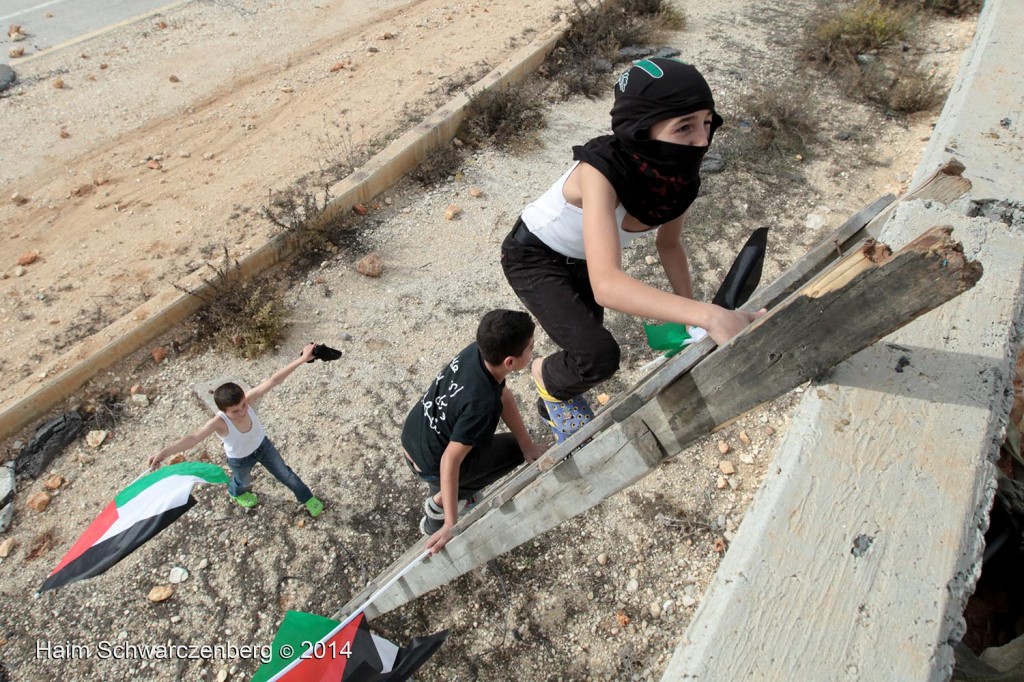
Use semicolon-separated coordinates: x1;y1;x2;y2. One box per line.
267;550;433;680
329;549;432;625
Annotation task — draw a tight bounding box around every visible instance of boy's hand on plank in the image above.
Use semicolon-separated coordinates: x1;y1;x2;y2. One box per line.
425;525;454;554
705;306;766;346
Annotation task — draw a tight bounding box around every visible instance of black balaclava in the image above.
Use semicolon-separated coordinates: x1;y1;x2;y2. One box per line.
573;58;723;226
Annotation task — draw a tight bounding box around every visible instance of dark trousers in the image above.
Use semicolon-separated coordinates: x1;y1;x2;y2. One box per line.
500;219;620;400
409;433;525;499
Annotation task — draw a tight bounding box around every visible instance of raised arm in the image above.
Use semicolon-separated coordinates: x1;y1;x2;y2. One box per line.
147;417;221;469
246;343;316;404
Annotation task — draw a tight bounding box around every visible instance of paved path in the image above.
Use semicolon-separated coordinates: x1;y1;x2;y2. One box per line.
1;0;182;64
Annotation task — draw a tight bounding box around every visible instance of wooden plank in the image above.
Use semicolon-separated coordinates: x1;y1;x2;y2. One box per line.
341;416;664;619
639;226;982;453
855;159;970;244
335;225;982;621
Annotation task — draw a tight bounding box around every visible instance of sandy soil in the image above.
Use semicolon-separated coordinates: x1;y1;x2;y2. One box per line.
0;0;977;680
0;0;565;404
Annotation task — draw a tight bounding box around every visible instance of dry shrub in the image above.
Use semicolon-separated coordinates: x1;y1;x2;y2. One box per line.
179;248;288;359
731;89;817;162
464;84;546;152
803;0;913;68
262;185;346;257
802;0;945;116
544;0;683;97
876;60;945;113
886;0;981;16
409;143;465;187
837;55;945;114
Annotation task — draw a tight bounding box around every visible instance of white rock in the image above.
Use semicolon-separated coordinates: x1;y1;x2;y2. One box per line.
85;430;108;448
131;393;150;407
596;553;608;566
626;579;639;593
168;567;189;584
682;595;697;608
197;558;209;570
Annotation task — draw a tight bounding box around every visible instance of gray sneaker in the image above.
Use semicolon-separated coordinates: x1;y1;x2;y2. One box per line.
423;496;470;521
419;514;443;536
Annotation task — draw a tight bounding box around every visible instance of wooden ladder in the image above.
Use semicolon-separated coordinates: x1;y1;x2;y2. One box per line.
332;161;974;622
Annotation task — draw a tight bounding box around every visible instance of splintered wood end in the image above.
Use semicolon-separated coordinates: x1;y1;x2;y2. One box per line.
862;239;893;264
901;225;983;289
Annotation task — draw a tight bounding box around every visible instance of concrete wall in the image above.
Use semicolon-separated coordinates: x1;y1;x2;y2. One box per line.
663;0;1024;678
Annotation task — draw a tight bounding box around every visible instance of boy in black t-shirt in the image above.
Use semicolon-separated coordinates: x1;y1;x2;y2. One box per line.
402;309;549;553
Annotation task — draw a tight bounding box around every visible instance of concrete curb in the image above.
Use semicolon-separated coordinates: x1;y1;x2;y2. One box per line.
0;19;569;443
662;0;1024;678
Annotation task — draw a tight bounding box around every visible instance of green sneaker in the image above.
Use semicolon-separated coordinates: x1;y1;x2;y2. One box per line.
305;497;324;518
232;491;259;508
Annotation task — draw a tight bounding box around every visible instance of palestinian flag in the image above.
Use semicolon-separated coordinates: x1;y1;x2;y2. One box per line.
252;610;447;682
40;462;228;592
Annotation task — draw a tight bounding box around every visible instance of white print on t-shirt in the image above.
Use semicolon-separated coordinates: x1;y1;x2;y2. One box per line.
421;355;465;436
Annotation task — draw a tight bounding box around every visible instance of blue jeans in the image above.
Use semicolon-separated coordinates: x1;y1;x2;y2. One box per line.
226;437;313;503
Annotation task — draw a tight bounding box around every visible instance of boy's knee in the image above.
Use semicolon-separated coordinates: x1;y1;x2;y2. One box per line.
578;337;620;383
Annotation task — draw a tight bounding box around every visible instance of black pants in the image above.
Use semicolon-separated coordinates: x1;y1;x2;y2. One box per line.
409;433;525;499
500;219;620;400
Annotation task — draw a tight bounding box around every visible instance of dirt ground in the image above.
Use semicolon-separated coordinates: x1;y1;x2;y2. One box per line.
0;0;977;680
0;0;566;403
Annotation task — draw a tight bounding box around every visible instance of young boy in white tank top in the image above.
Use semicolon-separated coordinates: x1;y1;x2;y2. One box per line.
148;343;324;517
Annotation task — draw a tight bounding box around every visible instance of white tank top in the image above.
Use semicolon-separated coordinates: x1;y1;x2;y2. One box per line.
215;406;267;459
520;162;652;260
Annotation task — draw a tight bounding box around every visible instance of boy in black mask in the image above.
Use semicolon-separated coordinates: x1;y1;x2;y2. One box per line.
500;58;762;441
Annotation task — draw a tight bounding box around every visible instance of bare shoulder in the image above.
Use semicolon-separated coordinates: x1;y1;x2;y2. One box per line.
205;414;228;437
576;162;616;199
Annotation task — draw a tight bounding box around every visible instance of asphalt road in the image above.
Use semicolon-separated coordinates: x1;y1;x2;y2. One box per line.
1;0;180;64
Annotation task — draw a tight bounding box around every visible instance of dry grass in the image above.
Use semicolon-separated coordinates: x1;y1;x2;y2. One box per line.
729;88;817;164
409;143;465;187
886;0;982;16
177;248;289;359
464;83;547;152
863;58;945;113
803;0;913;68
802;0;946;115
543;0;685;97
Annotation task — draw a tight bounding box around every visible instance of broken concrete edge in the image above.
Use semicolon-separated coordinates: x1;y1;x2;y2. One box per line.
668;202;1023;681
911;0;1024;204
0;18;572;445
662;0;1024;674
